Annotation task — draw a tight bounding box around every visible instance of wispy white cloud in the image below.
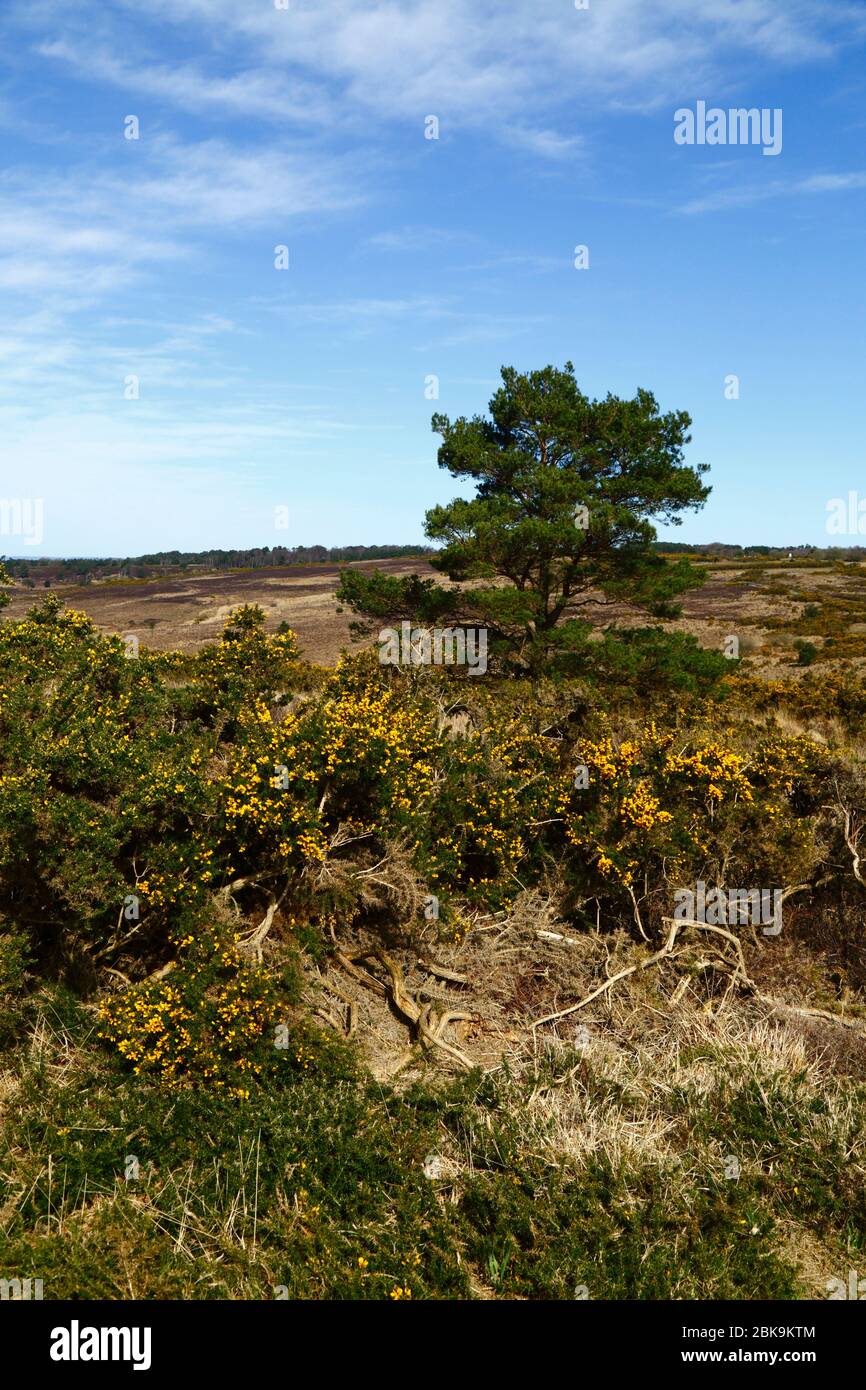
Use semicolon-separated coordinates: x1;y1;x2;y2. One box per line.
365;225;475;252
0;130;362;318
458;252;567;275
37;39;333;126
129;137;362;227
798;171;866;193
506;127;585;162
257;293;550;350
24;0;865;158
678;169;866;213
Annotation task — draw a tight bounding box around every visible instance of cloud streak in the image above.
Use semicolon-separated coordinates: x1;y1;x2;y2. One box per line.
678;169;866;213
26;0;865;157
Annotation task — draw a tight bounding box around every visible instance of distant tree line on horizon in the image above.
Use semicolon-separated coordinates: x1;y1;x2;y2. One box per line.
654;542;866;560
2;540;863;591
0;544;436;586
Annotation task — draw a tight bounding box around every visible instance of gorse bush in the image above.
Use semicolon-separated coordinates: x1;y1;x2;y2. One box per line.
728;669;866;728
1;585;865;1303
95;917;314;1096
0;596;860;1085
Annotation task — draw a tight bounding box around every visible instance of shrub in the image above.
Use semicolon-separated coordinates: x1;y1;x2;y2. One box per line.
0;596;860;1088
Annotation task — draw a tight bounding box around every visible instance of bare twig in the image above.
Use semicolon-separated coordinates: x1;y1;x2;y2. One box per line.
532;917;682;1031
626;882;650;942
840;804;866;887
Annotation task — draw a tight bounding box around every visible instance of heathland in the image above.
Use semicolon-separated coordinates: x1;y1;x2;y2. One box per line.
2;366;865;1300
1;554;864;1299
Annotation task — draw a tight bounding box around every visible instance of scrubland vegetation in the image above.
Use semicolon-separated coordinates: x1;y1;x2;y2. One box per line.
1;583;865;1299
1;367;864;1301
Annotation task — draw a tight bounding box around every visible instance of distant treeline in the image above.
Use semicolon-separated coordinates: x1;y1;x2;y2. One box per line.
4;541;863;590
1;545;435;586
655;542;866;561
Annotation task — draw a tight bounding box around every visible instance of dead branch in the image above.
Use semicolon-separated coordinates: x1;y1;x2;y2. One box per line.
237;884;289;961
417;958;469;985
218;875;262;900
532;917;682;1031
626;882;650;942
532;915;866;1039
334;951;387;996
840;804;866;888
337;948;474;1069
758;998;865;1033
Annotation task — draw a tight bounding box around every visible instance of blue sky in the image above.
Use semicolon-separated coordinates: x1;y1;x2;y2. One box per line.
1;0;865;556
